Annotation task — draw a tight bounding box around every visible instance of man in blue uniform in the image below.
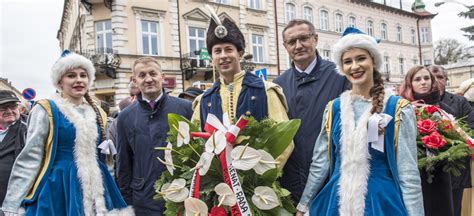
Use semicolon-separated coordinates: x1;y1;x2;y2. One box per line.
116;57;192;215
274;19;350;204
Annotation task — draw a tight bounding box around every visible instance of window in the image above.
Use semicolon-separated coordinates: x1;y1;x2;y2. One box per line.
423;59;432;66
286;3;295;23
399;57;404;75
396;26;402;42
320;10;329;31
141;20;160;55
411;29;416;44
348;16;356;28
303;6;313;23
252;34;264;63
96;20;112;53
367;20;374;36
381;23;387;40
188;27;206;55
421;27;430;43
335;13;343;33
249;0;262;10
384;56;390;75
413;57;418;65
216;0;230;4
322;49;331;60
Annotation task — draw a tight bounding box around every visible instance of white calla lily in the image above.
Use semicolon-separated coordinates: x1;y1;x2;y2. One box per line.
184;197;209;216
205;130;227;155
251;186;280;210
196;151;214;176
160;178;189;203
231;144;261;171
176;121;190;147
157;143;175;175
253;150;278;175
214;183;237;207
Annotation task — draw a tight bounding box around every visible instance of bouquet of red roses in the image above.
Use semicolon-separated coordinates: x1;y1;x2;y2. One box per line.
415;104;472;183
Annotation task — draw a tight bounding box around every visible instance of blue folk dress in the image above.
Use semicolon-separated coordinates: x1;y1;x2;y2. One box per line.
2;96;133;216
297;91;424;216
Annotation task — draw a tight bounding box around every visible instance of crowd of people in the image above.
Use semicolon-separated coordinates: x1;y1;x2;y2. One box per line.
0;11;473;216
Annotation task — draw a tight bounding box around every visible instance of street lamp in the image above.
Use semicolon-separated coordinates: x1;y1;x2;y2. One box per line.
435;0;474;19
435;0;472;9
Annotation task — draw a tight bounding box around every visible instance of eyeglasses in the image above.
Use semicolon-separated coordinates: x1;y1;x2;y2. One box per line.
0;103;19;112
284;33;315;47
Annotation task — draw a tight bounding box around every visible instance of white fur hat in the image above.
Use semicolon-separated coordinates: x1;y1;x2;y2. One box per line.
51;50;95;91
332;27;382;75
458;78;474;102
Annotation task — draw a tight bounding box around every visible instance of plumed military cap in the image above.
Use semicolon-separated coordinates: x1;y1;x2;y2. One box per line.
206;11;245;55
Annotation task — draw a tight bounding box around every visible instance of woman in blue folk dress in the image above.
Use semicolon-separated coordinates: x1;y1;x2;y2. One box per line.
1;51;134;216
296;27;424;216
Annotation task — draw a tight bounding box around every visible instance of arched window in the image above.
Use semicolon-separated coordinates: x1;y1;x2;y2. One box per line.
303;6;313;23
367;20;374;36
320;10;329;31
286;3;296;23
381;23;387;40
348;16;356;28
335;13;343;33
397;26;403;42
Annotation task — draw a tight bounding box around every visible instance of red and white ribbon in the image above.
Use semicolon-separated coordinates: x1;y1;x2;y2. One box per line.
190;114;252;216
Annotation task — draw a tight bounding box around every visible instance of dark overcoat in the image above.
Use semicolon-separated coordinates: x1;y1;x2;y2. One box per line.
273;54;350;202
116;93;192;216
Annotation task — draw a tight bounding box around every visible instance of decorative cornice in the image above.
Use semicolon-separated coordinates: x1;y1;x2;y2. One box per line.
132;6;166;20
182;8;210;22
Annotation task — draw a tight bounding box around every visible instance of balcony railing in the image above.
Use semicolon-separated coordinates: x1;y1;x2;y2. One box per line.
181;50;257;80
82;48;121;79
181;50;213;80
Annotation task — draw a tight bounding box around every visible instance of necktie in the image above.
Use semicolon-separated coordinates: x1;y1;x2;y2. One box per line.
149;101;156;109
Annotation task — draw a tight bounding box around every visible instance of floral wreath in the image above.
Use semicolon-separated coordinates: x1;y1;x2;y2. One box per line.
154;113;300;215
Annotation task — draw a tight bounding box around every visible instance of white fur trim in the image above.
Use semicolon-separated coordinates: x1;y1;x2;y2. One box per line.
332;33;383;75
51;53;95;91
104;206;135;216
337;91;372;215
51;94;109;216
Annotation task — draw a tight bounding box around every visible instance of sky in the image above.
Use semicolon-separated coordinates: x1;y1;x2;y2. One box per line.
1;0;473;100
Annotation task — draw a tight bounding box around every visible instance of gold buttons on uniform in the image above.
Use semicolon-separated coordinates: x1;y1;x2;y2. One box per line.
207;102;211;108
251;96;256;101
246;111;251;116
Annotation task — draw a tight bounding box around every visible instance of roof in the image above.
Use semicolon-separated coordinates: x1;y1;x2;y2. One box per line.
350;0;437;19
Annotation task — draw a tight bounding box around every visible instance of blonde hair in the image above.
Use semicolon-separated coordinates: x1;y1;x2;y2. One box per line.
457;78;474;102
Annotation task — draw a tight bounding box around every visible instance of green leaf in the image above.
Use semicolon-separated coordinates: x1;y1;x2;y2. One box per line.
168;113;200;133
279;188;291;197
263;119;301;158
265;207;294;216
260;168;279;184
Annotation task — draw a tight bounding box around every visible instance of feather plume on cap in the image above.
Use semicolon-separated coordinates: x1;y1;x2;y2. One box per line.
205;5;227;39
205;5;245;55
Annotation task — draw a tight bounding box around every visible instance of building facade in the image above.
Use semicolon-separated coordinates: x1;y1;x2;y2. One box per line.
0;78;22;99
445;58;474;93
57;0;435;106
276;0;435;86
